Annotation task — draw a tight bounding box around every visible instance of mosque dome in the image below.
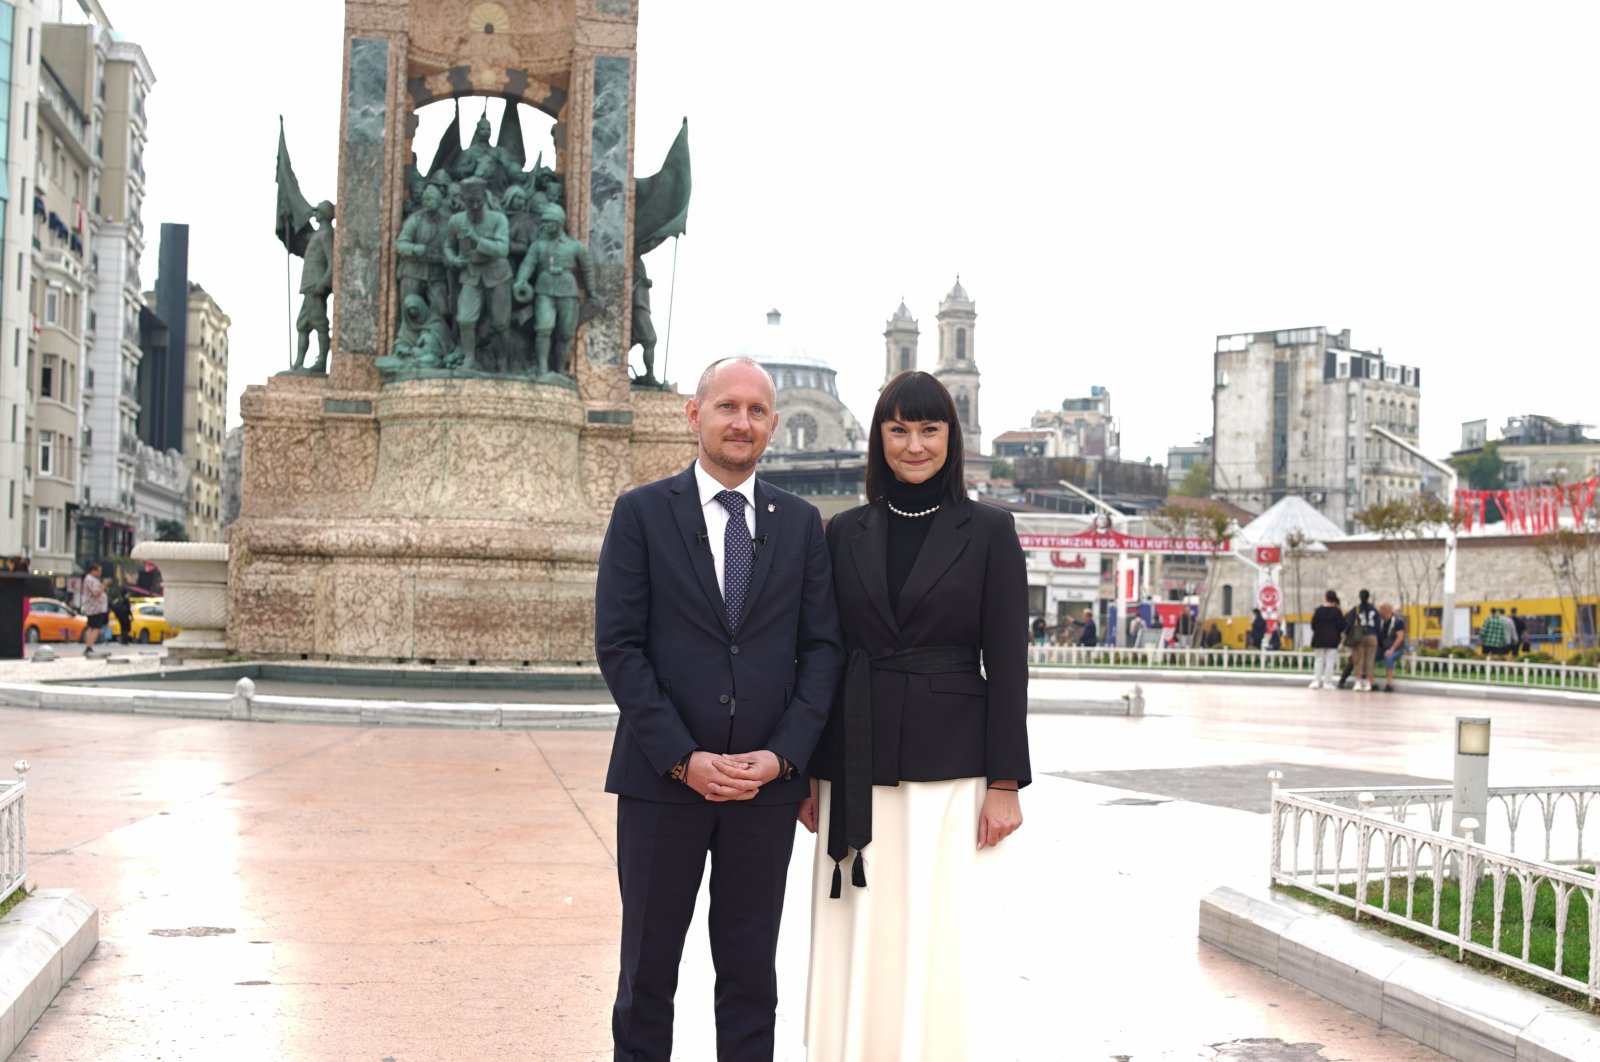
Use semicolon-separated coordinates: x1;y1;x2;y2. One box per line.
735;309;864;454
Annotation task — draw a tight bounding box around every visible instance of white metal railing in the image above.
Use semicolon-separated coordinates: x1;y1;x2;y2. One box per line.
1029;645;1600;694
1;760;28;904
1270;775;1600;1008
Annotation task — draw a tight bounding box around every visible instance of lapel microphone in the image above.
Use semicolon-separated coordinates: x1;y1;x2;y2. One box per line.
694;532;710;551
751;534;769;558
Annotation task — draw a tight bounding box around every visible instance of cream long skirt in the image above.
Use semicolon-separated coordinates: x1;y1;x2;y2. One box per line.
804;777;1006;1062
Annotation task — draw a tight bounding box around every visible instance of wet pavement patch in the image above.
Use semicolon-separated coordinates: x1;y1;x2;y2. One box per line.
1052;763;1446;813
149;926;236;937
1210;1040;1331;1060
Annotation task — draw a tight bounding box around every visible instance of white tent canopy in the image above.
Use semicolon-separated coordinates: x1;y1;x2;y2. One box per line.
1237;495;1347;553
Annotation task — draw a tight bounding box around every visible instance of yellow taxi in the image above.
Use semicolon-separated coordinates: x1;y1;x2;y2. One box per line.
110;600;181;644
24;598;89;643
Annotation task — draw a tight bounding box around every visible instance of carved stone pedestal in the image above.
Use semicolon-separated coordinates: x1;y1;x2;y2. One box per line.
229;375;656;664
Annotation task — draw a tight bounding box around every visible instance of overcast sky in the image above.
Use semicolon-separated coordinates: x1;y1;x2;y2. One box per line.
94;0;1598;464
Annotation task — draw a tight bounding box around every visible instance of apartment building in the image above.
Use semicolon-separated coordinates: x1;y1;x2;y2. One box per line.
183;283;227;541
0;2;43;557
79;25;152;559
28;20;100;573
1212;326;1423;531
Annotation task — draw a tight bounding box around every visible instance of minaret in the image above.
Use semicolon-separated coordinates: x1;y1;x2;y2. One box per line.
883;298;919;387
933;276;980;448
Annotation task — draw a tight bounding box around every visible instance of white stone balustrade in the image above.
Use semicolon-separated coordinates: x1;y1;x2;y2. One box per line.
1;759;27;903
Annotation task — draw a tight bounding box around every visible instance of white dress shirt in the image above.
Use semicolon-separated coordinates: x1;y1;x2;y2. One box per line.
694;461;757;598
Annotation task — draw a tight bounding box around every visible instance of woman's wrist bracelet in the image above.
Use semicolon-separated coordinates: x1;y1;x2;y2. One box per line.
987;784;1019;792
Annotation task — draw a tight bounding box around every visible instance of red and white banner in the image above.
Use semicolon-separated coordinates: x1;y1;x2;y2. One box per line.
1454;476;1599;534
1016;531;1233;555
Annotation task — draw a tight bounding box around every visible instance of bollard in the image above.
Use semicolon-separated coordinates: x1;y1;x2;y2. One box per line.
229;677;257;721
1127;684;1145;716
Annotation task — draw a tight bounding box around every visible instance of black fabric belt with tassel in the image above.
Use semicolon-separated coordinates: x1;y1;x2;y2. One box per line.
826;645;981;898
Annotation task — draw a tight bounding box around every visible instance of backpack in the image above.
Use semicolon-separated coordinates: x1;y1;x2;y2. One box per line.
1342;608;1359;648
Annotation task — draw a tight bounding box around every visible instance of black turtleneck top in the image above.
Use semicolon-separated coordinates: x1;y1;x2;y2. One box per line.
884;468;948;611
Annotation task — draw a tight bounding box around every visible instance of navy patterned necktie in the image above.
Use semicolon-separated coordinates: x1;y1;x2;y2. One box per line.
717;490;752;632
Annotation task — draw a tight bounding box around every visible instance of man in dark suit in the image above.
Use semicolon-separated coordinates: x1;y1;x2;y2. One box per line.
596;356;845;1062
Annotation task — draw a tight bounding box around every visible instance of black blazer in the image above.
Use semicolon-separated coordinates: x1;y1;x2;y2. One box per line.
1309;604;1346;649
596;464;846;805
813;498;1031;787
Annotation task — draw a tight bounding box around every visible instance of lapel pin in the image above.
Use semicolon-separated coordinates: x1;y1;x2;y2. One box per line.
767;503;775;513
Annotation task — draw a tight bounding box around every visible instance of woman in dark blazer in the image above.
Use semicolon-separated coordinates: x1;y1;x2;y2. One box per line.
799;370;1030;1061
1308;589;1345;689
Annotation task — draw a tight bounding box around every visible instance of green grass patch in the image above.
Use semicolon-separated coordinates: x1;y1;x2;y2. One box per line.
0;885;29;919
1277;868;1598;1011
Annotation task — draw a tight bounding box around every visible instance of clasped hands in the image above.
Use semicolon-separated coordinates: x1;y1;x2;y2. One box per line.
685;749;782;802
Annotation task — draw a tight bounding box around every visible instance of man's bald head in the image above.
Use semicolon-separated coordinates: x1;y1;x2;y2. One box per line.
694;357;776;407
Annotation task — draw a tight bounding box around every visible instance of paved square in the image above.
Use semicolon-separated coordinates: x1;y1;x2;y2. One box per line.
11;674;1594;1058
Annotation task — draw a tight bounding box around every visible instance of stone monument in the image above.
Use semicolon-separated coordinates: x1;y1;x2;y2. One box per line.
231;1;693;663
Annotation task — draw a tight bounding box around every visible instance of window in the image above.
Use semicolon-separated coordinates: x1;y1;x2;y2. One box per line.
1222;586;1234;615
40;358;53;398
35;507;51;552
900;345;911;371
44;289;57;324
956;328;967;360
39;431;53;475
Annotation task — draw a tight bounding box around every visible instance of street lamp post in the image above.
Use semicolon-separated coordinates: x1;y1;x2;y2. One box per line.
1371;425;1459;647
1058;480;1128;646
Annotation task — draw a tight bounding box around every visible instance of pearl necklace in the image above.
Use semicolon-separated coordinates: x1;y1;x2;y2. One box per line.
886;500;940;519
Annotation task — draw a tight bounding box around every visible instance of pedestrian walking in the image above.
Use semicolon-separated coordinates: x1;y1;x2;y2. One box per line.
110;583;134;646
1348;590;1379;691
1247;608;1266;649
78;563;109;651
1480;608;1513;657
1509;607;1528;657
1077;608;1098;647
1308;590;1344;689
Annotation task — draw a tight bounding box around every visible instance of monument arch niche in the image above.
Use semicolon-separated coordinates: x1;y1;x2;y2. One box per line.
231;0;693;664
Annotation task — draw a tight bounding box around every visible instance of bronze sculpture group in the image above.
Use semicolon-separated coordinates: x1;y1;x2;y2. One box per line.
376;110;599;380
276;104;689;385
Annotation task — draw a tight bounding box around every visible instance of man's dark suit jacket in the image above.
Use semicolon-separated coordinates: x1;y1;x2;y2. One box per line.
596;463;845;805
811;498;1031;787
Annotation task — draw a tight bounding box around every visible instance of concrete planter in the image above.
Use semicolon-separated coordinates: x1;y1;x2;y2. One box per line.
131;542;229;661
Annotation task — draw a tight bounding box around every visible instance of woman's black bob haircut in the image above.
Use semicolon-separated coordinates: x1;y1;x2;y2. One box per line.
865;371;966;506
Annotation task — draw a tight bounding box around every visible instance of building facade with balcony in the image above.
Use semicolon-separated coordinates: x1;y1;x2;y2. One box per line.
29;23;101;574
79;29;151;562
182;282;227;542
1211;326;1423;532
0;2;44;558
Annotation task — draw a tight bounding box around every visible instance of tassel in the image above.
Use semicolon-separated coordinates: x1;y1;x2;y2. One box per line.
830;861;842;899
851;851;867;888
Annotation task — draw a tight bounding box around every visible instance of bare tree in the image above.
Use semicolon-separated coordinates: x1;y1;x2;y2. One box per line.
1284;529;1310;645
1153;502;1235;634
1354;495;1454;637
1535;527;1600;650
